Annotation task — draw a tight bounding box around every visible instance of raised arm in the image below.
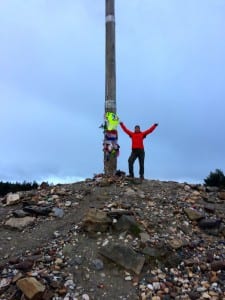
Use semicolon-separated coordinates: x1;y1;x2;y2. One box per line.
142;123;158;136
120;122;133;137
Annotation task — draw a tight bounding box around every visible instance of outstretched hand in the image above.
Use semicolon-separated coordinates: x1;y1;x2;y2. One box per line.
154;123;159;126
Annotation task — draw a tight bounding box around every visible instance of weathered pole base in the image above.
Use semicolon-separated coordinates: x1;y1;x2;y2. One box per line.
104;154;117;176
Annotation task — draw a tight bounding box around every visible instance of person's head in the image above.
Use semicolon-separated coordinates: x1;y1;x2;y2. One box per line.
134;125;140;132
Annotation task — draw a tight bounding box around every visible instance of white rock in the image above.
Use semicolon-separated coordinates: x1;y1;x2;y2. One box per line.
64;279;75;289
153;282;160;290
102;239;109;247
184;185;191;191
0;278;11;288
211;282;218;288
147;284;153;290
6;193;20;205
124;276;132;281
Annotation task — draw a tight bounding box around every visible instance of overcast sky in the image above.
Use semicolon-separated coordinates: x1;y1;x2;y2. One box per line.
1;0;225;184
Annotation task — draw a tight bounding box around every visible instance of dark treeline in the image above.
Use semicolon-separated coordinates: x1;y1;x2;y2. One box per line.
0;181;38;197
204;169;225;188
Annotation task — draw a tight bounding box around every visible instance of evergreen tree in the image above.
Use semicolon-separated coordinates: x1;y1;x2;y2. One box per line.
204;169;225;188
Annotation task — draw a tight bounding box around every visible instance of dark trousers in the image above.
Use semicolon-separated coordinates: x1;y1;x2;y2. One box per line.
128;149;145;177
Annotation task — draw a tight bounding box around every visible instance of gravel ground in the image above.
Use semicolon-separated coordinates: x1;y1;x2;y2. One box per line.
0;177;225;299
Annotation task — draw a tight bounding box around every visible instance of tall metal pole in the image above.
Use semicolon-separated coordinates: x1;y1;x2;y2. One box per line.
104;0;117;175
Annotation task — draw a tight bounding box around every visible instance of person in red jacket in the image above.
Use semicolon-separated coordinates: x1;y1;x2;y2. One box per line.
120;122;158;179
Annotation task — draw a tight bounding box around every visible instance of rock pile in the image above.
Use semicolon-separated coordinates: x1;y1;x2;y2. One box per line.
0;175;225;299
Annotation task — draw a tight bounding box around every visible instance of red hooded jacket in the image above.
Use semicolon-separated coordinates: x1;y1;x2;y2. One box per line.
120;122;157;149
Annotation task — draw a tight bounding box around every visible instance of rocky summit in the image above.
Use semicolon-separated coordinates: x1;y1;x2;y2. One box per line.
0;175;225;300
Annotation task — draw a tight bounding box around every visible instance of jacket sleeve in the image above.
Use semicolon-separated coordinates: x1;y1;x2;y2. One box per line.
142;124;158;137
120;122;133;137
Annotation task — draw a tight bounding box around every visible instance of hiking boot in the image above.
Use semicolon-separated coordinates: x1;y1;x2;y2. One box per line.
140;176;144;180
126;174;134;178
